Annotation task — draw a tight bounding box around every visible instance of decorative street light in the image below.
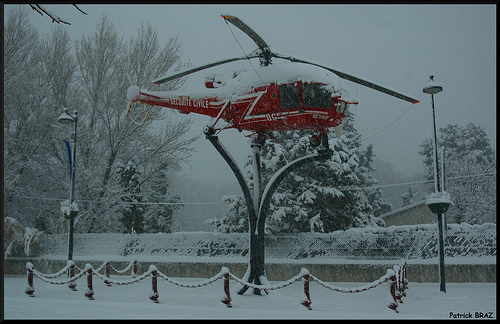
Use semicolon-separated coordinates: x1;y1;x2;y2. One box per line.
423;76;449;293
58;108;79;262
423;76;443;193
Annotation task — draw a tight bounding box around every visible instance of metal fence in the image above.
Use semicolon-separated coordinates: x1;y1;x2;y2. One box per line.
39;223;496;261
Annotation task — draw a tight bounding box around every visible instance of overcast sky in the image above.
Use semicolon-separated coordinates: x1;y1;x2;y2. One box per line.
17;4;496;183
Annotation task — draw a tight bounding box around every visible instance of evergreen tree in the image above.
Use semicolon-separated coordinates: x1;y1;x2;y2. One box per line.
208;112;388;233
419;123;496;224
206;195;249;233
401;187;416;207
143;169;182;233
117;161;145;233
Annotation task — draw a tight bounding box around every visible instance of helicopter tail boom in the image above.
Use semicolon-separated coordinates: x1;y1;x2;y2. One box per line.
127;85;225;120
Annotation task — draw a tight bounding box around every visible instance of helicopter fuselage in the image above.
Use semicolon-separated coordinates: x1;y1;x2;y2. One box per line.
128;13;418;137
127;63;358;136
128;78;356;137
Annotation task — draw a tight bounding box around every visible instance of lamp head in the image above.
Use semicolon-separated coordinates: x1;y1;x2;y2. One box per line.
423;75;443;95
58;108;77;124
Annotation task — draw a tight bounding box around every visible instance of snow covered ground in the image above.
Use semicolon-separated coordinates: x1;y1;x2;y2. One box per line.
4;274;496;319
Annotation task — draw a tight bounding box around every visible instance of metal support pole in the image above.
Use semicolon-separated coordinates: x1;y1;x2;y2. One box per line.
431;93;446;293
431;93;441;194
437;211;446;293
58;109;79;279
68;117;77;261
204;129;263;295
205;127;332;296
424;76;446;293
68;214;75;260
251;139;263;217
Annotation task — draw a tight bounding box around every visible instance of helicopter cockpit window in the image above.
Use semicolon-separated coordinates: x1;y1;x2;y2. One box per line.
280;84;300;108
337;101;349;114
303;83;333;109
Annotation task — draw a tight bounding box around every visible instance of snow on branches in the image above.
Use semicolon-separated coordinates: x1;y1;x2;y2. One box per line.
208;116;389;234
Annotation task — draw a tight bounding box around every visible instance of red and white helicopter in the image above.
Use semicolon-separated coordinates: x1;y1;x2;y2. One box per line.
126;14;419;146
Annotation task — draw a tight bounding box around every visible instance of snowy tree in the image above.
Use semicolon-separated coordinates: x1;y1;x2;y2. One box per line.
206;195;249;233
117;161;145;233
126;22;187;91
40;26;77;110
71;16;195;232
401;187;417;207
371;157;427;211
419;123;496;224
209;113;388;233
140;165;182;234
4;7;78;232
4;9;195;233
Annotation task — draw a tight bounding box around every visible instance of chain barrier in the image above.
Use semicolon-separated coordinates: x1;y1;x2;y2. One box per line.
25;260;408;312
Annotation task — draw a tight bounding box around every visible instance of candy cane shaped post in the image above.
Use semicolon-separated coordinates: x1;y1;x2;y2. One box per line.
104;261;112;286
301;272;312;310
68;261;77;291
393;265;404;304
132;260;138;278
19;262;408;312
401;262;408;297
221;268;232;308
149;265;159;303
386;270;399;313
84;264;94;300
25;262;35;297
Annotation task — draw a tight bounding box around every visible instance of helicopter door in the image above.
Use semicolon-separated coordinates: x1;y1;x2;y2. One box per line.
279;83;300;109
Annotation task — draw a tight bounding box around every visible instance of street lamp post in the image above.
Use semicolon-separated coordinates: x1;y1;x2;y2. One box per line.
423;76;447;293
58;108;78;262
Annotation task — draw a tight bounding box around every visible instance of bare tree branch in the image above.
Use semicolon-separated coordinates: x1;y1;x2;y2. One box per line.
29;4;87;25
72;4;87;15
29;4;71;25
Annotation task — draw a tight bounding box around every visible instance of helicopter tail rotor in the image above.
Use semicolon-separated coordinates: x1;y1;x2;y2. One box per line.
126;85;154;126
126;85;141;102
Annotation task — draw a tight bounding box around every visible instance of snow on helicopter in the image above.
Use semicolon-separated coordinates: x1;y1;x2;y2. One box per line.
126;14;419;147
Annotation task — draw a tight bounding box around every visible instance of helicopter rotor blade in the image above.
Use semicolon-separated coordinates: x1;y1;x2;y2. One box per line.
152;53;259;85
273;52;420;104
221;14;269;50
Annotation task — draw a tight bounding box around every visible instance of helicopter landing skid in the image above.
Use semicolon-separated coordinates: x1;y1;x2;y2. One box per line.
310;130;330;149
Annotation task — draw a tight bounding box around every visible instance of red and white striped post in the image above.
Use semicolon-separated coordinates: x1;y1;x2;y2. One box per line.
105;261;112;286
25;262;35;297
221;271;232;308
68;261;77;291
387;272;399;313
301;273;312;310
149;265;159;303
401;262;408;297
84;264;94;300
132;260;138;278
393;265;404;304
